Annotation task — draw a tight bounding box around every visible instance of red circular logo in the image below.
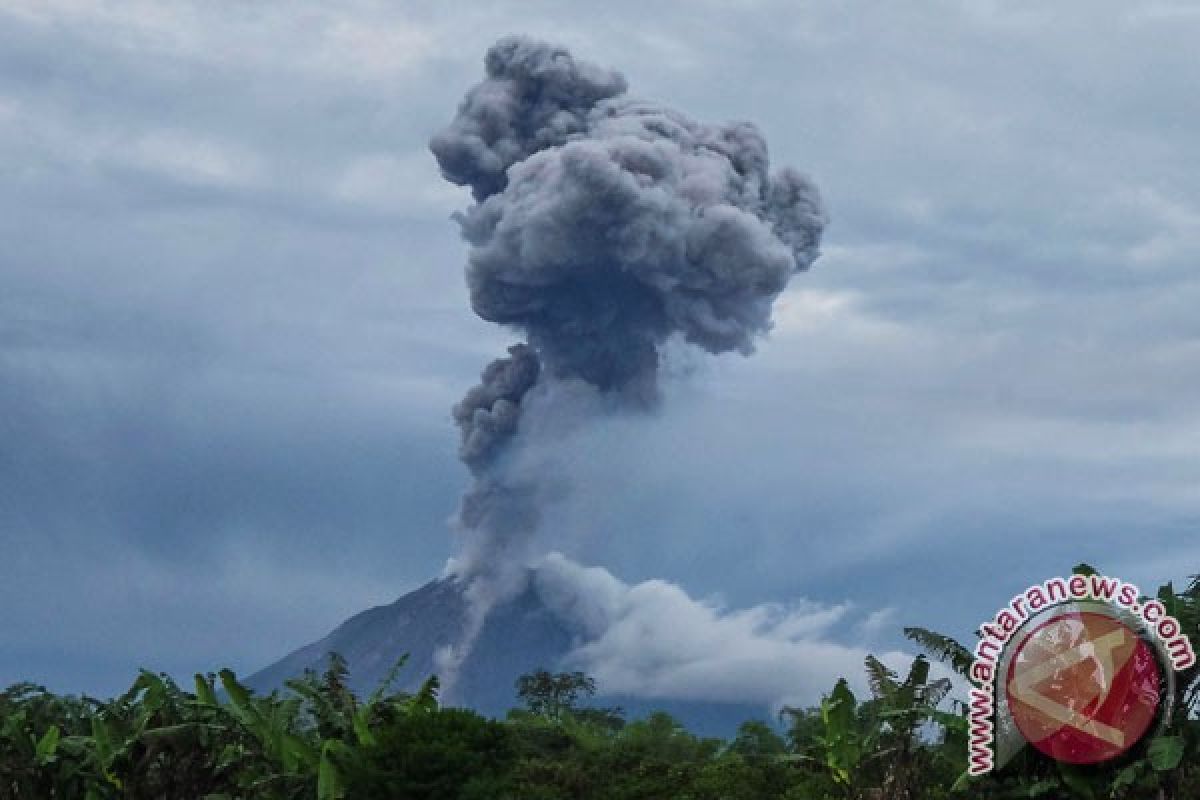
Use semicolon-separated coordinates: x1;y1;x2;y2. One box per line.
1005;610;1162;765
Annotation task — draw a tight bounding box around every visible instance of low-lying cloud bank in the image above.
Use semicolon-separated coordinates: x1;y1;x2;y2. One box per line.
533;553;912;711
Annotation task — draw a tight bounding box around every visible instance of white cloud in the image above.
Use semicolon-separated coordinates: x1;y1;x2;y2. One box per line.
332;150;468;215
1;2;438;80
1121;187;1200;267
130;130;265;188
533;553;908;710
318;19;436;80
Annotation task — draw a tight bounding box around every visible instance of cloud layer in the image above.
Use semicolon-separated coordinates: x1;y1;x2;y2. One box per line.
534;553;908;711
4;2;1200;700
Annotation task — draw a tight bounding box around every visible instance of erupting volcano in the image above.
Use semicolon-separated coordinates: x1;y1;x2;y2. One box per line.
251;35;857;730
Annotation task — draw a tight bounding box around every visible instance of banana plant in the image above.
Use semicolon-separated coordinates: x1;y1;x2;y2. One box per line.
821;678;868;793
780;677;871;797
205;652;437;800
864;654;954;799
0;683;94;798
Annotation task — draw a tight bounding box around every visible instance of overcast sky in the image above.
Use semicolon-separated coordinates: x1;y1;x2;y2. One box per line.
3;0;1200;698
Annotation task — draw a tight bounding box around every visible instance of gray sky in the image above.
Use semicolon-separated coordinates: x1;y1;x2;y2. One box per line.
3;0;1200;698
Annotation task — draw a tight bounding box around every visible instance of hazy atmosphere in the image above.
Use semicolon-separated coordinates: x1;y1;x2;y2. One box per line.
4;0;1199;709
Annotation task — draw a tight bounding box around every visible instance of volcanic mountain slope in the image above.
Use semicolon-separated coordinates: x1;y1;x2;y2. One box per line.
246;574;763;736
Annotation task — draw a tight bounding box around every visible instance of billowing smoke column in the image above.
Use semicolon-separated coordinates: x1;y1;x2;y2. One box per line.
430;36;826;677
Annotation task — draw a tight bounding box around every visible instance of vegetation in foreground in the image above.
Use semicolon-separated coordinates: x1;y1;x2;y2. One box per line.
3;566;1199;799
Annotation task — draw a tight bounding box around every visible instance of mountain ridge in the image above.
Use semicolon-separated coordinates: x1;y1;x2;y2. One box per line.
245;573;765;736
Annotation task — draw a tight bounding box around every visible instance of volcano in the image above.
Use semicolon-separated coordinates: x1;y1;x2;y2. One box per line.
244;37;829;738
245;573;763;736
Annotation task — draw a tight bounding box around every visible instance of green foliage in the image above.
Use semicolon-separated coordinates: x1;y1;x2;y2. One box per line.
903;627;974;680
3;560;1200;798
0;653;445;799
341;707;514;799
515;669;597;719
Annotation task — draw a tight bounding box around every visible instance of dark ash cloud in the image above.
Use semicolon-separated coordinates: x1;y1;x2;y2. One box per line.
434;36;827;587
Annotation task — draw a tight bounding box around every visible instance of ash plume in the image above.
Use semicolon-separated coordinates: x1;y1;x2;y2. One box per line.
430;35;827;687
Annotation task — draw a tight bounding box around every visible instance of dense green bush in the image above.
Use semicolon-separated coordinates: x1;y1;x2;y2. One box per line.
341;707;514;799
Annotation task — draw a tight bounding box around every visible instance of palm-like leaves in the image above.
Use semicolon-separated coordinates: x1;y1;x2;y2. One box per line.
866;655;952;729
903;627;973;681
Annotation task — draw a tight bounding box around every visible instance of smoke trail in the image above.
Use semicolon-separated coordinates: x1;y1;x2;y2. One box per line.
430;35;827;686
